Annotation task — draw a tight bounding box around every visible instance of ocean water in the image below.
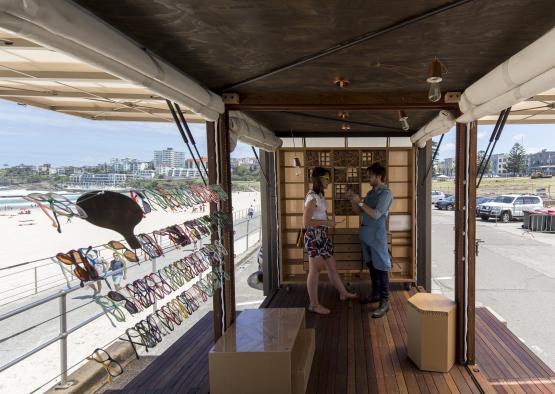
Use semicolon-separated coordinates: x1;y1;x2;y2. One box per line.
0;190;79;209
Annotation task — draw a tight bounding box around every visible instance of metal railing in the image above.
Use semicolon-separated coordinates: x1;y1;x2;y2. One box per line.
0;207;261;307
0;211;262;391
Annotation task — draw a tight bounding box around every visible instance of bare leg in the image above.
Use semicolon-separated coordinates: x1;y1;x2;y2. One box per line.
325;256;358;300
307;257;330;314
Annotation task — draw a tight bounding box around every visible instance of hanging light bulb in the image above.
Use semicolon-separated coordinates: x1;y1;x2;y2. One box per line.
341;123;351;131
426;58;444;102
293;157;301;176
398;110;410;131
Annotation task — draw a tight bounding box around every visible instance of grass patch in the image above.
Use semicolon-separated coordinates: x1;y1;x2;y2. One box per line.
432;176;555;197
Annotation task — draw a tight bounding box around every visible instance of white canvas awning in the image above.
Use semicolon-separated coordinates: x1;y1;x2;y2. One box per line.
0;0;224;122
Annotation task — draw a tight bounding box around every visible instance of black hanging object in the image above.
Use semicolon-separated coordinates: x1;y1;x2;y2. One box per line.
76;191;143;249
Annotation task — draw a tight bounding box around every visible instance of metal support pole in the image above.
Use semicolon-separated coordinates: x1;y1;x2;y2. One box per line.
34;267;38;294
246;219;250;250
152;258;157;313
55;292;73;389
175;103;209;178
166;100;207;185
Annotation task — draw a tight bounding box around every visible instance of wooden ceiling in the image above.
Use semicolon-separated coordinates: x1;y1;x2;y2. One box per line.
75;0;555;135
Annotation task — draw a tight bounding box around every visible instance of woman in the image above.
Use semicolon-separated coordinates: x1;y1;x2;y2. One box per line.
303;167;358;314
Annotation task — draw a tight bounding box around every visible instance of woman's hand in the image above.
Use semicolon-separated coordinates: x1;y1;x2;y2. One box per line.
327;218;345;228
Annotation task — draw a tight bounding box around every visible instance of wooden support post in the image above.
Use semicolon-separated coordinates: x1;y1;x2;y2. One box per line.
260;151;279;295
218;110;236;329
455;121;467;364
454;121;477;364
416;141;432;291
207;121;223;341
467;121;477;364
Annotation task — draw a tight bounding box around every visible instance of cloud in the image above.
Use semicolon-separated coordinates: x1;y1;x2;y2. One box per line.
478;132;487;139
513;133;526;140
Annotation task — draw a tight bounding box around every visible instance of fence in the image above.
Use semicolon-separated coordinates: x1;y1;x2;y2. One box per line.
0;210;262;392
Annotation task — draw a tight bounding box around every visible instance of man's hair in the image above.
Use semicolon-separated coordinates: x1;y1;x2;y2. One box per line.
367;162;386;181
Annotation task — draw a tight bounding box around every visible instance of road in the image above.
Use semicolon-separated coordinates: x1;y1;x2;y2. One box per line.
431;208;555;370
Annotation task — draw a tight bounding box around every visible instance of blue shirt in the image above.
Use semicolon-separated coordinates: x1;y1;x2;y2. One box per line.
361;184;393;227
360;184;393;271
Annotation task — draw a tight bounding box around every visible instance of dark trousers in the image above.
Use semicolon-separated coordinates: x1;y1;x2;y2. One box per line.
367;262;390;300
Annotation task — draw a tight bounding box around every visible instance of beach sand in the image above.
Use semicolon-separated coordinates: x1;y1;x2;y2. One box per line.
0;191;260;269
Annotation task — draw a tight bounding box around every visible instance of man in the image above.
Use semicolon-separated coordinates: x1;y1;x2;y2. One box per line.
348;162;393;318
247;205;254;220
109;253;127;291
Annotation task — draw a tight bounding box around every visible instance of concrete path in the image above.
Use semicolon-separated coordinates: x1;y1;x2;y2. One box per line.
431;208;555;371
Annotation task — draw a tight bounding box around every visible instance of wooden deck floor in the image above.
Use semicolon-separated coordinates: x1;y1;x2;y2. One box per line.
475;307;555;393
109;283;555;393
266;284;481;394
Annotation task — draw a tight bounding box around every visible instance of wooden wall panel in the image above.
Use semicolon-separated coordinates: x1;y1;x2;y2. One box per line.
284;183;306;198
389;167;409;182
284;199;304;213
278;147;415;285
389;150;410;166
390;198;409;213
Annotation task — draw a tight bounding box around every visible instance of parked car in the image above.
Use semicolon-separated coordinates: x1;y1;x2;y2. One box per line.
476;197;494;216
431;190;446;204
477;194;544;222
435;195;455;210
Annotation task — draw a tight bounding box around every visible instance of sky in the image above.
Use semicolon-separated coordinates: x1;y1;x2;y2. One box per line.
0;99;553;166
0;99;255;167
433;123;555;161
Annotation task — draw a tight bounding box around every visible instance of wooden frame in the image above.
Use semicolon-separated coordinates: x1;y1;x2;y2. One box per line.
454;121;477;364
207;121;223;341
277;143;416;285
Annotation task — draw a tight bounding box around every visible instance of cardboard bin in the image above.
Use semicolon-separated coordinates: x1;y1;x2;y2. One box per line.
406;293;456;373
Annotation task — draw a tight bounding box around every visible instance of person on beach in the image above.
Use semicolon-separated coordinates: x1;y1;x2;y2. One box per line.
303;167;358;315
348;162;393;318
89;255;107;295
109;253;127;291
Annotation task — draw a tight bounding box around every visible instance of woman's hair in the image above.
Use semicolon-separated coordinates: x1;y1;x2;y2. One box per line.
367;162;386;181
311;167;331;195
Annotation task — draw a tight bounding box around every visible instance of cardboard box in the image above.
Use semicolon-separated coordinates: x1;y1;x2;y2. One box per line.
407;293;456;372
209;308;315;394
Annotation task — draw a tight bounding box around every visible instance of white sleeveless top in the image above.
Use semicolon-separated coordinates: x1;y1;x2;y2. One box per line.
305;191;328;221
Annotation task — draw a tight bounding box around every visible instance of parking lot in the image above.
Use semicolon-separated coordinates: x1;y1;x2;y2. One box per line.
431;208;555;370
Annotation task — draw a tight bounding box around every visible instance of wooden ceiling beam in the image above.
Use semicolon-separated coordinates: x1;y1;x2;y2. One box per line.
274;130;413;138
227;92;457;111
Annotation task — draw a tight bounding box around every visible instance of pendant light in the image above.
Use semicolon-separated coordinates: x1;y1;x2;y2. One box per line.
398;110;410;131
291;130;302;176
427;58;444;102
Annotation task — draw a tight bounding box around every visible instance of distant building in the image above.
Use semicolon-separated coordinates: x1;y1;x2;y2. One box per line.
185;156;208;169
38;164;51;174
154;148;186;169
157;167;201;179
69;173;128;187
490;153;508;176
437;158;454;177
528;149;555;175
110;158;152;173
132;170;156;180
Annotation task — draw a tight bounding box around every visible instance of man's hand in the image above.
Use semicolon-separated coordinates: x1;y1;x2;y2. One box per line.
349;193;361;204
